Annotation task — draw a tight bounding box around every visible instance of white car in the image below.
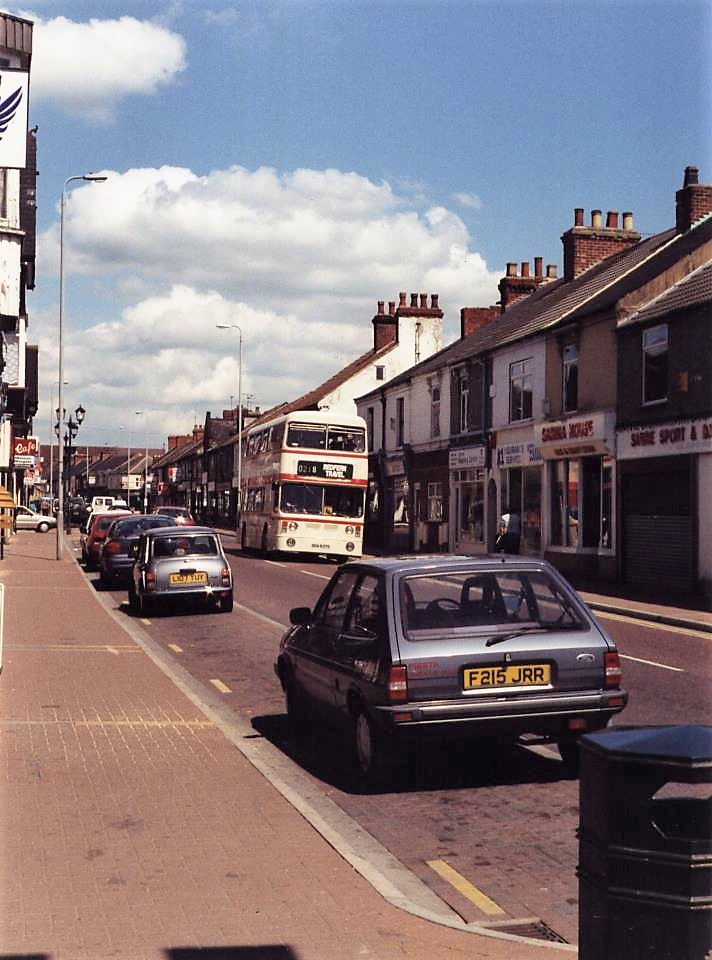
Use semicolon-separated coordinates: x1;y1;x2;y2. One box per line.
14;506;57;533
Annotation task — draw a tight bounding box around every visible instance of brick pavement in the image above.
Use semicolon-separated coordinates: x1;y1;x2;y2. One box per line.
0;531;561;960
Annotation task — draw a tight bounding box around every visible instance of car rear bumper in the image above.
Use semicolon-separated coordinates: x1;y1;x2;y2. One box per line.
373;689;628;740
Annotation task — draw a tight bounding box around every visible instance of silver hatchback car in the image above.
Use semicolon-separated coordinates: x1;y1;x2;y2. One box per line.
129;526;233;615
276;555;628;785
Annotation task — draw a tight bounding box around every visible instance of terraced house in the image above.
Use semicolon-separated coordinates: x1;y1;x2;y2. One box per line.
358;166;712;603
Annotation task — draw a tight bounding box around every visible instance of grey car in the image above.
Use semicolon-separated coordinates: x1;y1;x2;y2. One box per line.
99;513;176;584
14;506;57;533
129;525;233;615
275;555;628;785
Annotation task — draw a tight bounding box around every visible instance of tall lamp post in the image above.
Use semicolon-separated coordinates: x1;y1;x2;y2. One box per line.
215;323;243;527
136;410;149;512
56;172;107;560
62;404;85;531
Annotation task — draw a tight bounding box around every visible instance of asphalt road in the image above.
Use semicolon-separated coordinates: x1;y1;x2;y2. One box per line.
87;532;712;947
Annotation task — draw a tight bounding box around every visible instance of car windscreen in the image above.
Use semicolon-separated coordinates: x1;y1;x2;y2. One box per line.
111;516;174;538
399;569;589;638
151;535;219;559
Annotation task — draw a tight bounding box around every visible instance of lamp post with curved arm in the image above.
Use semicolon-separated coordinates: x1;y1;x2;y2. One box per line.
56;173;107;560
215;323;243;527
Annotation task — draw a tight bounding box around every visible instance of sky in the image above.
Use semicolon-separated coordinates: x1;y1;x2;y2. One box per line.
12;0;712;449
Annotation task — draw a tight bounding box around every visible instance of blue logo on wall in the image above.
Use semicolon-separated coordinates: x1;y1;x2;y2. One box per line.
0;86;22;140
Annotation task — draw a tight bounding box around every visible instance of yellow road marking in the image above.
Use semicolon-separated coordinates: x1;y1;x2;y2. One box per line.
427;859;505;916
168;643;183;653
210;678;232;694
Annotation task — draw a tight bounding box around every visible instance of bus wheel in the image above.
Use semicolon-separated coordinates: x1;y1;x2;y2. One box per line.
261;525;269;555
241;523;248;551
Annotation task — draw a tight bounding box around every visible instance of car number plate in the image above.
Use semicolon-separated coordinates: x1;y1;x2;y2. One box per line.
169;572;208;586
463;664;551;689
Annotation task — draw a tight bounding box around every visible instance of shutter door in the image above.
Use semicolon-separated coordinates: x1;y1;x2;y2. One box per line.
623;515;693;593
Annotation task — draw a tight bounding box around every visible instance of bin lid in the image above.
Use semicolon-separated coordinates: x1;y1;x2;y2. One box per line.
582;725;712;767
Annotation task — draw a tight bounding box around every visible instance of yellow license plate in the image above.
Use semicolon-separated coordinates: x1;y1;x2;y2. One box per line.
169;572;208;586
463;664;551;689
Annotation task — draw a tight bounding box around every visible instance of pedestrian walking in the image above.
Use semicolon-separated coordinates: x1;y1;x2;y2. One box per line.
495;506;521;554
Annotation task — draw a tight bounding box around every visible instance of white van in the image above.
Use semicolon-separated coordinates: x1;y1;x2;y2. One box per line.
90;496;114;512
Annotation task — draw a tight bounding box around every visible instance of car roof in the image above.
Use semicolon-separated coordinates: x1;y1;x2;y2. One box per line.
343;554;556;576
142;525;217;537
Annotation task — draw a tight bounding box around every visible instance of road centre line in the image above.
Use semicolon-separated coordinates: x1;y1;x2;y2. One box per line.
209;678;232;694
168;643;183;653
300;570;331;580
426;859;505;916
619;653;683;673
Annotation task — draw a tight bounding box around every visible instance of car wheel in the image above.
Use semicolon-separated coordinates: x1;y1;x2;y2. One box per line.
284;677;308;735
352;708;388;787
128;581;139;612
139;592;154;617
558;739;580;776
219;592;234;613
37;521;49;533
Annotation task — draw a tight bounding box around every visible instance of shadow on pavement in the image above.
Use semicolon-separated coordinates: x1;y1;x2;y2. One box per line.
166;948;299;959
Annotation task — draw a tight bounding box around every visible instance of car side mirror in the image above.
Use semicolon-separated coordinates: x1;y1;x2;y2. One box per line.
289;606;312;626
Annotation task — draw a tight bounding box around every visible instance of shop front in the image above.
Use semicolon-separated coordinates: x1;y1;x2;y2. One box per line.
449;444;487;554
495;431;543;556
617;417;711;598
535;410;616;582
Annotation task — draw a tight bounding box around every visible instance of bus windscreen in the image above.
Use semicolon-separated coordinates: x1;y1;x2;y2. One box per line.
280;483;364;518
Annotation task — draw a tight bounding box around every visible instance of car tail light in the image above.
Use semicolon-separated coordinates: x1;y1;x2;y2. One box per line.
145;570;156;592
103;540;122;554
387;665;408;703
220;566;231;586
604;651;622;689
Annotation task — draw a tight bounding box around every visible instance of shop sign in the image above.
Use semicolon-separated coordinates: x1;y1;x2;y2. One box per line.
535;411;614;459
384;457;405;477
297;460;353;480
496;442;542;468
449;445;486;470
617;418;712;460
13;436;39;469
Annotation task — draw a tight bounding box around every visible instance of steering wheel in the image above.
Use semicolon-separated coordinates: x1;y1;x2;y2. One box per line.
426;598;460;612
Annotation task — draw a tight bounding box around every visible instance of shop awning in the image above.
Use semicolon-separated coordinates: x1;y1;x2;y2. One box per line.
0;486;17;508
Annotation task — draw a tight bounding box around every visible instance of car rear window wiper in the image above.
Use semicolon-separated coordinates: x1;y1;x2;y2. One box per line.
485;626;547;647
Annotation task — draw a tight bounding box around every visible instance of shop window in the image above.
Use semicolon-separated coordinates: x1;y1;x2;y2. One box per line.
427;482;443;521
643;324;668;404
509;359;533;422
550;456;613;550
562;344;578;412
454;469;484;543
430;386;441;438
501;466;541;553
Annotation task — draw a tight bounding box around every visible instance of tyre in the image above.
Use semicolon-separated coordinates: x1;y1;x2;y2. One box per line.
260;525;269;555
352;708;389;788
284;677;308;735
138;592;154;617
241;523;248;551
128;580;139;612
219;592;234;613
558;739;580;776
37;521;49;533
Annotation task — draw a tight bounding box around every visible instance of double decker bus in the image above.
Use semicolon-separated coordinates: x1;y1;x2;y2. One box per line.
240;410;367;561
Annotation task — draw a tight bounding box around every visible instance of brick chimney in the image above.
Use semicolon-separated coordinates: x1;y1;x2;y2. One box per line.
498;259;547;309
460;306;501;339
167;434;192;449
561;208;640;281
373;292;443;351
675;166;712;233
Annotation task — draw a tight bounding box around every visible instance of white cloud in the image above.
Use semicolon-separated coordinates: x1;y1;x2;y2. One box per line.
35;164;500;444
452;191;483;210
26;14;187;120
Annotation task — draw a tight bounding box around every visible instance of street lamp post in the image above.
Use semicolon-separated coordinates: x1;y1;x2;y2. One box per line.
62;404;85;531
56;173;107;560
136;410;149;512
215;323;243;528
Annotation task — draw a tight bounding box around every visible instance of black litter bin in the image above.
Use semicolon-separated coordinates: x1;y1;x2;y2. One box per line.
578;725;712;959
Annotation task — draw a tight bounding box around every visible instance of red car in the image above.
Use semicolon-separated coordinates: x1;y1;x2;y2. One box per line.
152;506;196;526
82;511;132;569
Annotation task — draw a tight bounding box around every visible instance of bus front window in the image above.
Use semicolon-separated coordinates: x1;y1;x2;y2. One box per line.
323;487;364;518
287;424;326;449
326;426;366;453
281;483;323;515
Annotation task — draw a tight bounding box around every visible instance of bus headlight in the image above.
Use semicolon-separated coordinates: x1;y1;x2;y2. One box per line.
288;521;299;532
286;538;296;548
346;542;355;552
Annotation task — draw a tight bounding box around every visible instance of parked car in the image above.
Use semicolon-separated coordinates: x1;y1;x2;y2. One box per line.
98;513;176;584
14;505;57;533
82;510;132;569
275;555;628;785
129;525;233;615
152;506;196;525
68;496;88;525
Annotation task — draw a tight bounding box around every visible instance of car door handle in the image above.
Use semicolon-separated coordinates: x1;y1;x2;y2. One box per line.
577;653;595;662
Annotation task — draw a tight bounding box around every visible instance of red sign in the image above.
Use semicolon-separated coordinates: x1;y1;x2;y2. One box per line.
13;437;37;458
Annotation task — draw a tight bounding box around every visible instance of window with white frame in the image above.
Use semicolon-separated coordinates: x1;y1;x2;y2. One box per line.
509;358;533;422
642;324;668;404
562;344;578;412
427;482;443;521
430;385;440;438
454;369;469;434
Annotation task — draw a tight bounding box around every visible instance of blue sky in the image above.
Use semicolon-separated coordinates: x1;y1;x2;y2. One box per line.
16;0;711;447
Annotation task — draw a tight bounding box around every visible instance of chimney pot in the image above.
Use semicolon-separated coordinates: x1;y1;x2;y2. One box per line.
622;211;634;230
684;166;699;187
534;257;543;278
431;293;439;309
420;293;427;308
377;300;385;315
547;264;558;279
410;293;418;308
506;261;517;277
399;291;407;307
574;208;584;227
606;211;619;228
521;261;530;278
591;209;602;229
388;301;396;316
